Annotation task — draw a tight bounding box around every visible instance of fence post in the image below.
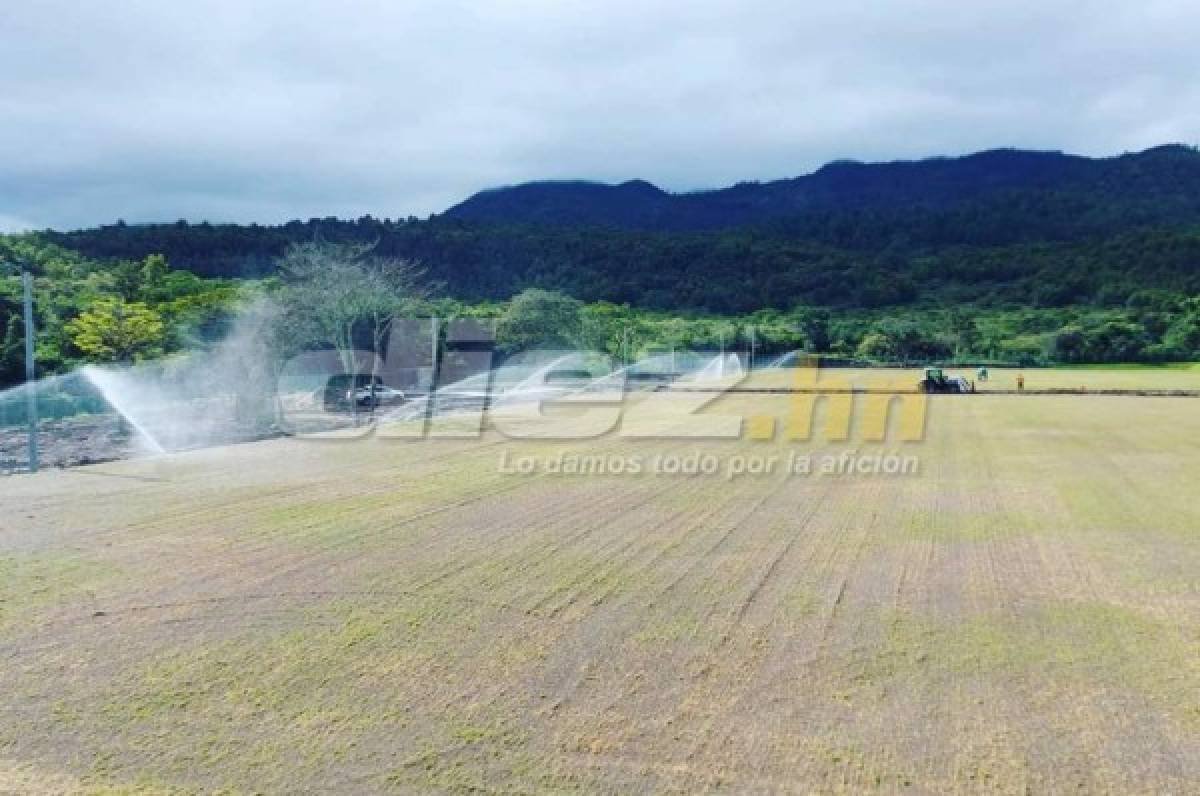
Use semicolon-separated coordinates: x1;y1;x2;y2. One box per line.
22;270;39;473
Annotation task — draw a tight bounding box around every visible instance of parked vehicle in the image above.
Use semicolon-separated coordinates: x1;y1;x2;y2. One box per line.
323;375;405;412
354;384;406;409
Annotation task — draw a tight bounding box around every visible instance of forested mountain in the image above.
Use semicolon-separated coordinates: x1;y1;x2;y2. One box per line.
8;145;1200;382
41;145;1200;315
444;145;1200;231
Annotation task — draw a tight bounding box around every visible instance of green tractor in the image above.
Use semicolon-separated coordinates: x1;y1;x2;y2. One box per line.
918;367;971;394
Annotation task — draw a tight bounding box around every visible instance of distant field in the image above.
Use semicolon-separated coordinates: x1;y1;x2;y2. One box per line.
2;370;1199;792
742;364;1200;392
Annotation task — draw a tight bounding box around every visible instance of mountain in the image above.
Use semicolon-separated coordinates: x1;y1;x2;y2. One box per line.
444;179;672;227
444;145;1200;231
36;145;1200;314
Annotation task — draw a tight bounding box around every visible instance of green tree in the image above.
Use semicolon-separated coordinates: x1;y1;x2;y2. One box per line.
857;319;953;363
578;301;629;358
111;255;168;302
1049;325;1088;363
495;289;583;353
1163;311;1200;356
793;308;831;352
947;309;981;359
67;298;166;362
1;313;23;385
856;331;894;360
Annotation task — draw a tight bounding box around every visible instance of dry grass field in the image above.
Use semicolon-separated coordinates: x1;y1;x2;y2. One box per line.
2;368;1199;793
741;363;1200;393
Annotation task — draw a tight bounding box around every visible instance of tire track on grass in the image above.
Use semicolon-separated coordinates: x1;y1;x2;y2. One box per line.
534;472;793;715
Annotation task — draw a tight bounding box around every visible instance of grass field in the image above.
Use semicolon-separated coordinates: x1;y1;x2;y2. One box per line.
741;364;1200;392
2;368;1199;792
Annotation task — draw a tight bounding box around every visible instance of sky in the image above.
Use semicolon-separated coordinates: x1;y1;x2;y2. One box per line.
2;0;1198;231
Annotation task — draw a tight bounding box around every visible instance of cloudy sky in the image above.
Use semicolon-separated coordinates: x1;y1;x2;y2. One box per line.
2;0;1198;231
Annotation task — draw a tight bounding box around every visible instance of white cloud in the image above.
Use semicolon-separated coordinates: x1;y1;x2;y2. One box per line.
2;0;1198;229
0;214;39;234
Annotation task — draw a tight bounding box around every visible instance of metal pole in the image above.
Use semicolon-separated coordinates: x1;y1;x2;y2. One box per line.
22;270;39;473
430;316;439;391
419;316;439;428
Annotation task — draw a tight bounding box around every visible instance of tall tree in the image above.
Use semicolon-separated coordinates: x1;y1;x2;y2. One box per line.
67;298;166;362
273;241;427;374
495;289;583;353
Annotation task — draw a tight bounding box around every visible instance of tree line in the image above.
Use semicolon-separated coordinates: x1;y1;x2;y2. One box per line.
4;233;1200;393
41;213;1200;316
